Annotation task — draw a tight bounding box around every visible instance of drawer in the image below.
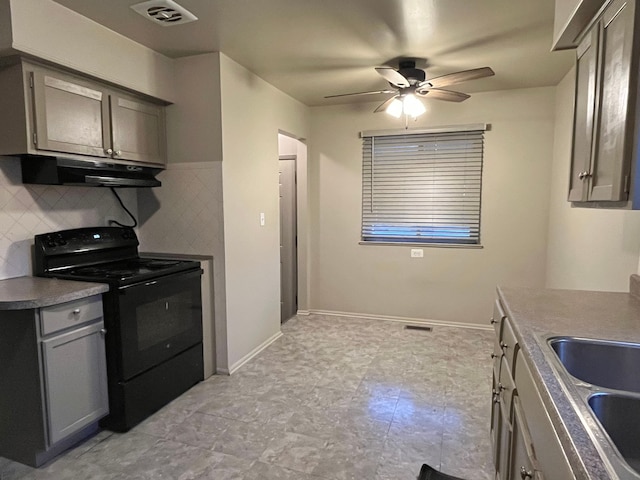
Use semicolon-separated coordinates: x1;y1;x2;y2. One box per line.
498;355;516;417
492;335;503;378
40;295;103;336
501;317;519;372
491;298;506;337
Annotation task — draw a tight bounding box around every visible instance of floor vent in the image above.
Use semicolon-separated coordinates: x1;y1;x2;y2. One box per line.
131;0;198;26
404;325;433;332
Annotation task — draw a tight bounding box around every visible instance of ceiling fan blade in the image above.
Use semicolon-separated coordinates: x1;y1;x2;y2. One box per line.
417;88;470;102
420;67;495;89
375;67;410;88
324;89;396;99
374;96;399;113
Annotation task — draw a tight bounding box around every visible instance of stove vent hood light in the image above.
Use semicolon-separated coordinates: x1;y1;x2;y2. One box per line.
20;156;162;188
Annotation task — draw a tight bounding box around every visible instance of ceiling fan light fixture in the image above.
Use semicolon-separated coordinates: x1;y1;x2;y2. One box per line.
403;94;426;118
386;98;404;118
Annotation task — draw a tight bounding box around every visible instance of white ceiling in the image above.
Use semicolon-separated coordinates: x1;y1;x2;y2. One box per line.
53;0;575;107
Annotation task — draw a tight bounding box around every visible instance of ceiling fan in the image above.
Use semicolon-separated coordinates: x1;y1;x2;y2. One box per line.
325;60;494;118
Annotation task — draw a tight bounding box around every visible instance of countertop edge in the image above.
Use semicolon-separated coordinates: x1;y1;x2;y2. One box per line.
0;277;109;310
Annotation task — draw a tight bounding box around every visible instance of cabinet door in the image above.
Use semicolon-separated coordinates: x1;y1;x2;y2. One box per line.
590;0;635;201
41;322;108;445
31;69;111;158
490;372;502;474
568;29;598;202
110;94;166;165
509;395;542;480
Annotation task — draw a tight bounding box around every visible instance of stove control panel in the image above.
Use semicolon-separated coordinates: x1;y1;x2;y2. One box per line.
35;227;138;254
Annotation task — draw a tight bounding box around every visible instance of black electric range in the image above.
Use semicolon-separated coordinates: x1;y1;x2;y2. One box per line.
34;226;204;431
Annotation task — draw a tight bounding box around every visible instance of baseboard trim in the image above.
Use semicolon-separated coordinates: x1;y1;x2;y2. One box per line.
308;309;492;331
296;310;310;316
226;330;284;375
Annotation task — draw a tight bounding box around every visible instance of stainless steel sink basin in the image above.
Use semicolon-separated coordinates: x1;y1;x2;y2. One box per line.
589;393;640;474
549;337;640;393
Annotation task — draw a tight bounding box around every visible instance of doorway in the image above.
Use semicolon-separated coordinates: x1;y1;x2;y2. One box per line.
279;155;297;322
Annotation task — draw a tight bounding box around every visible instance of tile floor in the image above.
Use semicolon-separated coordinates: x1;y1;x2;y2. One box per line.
0;314;495;480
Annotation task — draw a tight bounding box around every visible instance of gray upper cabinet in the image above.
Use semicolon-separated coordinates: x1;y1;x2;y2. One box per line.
31;69;111;159
569;0;638;204
111;93;167;165
0;58;167;166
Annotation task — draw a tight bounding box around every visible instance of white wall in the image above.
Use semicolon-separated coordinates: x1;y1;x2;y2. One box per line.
3;0;175;101
219;54;309;370
545;68;640;291
309;88;556;325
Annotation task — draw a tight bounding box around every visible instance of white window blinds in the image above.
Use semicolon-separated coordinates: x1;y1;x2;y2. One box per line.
361;128;485;245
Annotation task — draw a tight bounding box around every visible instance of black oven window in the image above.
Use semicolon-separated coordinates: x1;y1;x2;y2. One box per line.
135;293;195;351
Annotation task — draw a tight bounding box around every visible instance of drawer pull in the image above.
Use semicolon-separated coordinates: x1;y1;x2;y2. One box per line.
72;309;81;315
490;353;498;359
490;317;497;325
520;466;533;479
500;341;508;350
100;328;107;336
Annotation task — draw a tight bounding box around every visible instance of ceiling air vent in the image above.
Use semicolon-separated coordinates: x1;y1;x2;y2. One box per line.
130;0;198;27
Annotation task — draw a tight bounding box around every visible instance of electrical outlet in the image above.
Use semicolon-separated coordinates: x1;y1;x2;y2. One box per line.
411;248;424;258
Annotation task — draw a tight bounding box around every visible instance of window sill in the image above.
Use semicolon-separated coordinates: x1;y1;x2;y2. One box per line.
359;241;483;249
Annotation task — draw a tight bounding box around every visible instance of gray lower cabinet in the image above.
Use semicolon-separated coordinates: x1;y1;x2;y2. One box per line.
0;294;108;467
568;0;639;204
490;298;574;480
41;322;108;445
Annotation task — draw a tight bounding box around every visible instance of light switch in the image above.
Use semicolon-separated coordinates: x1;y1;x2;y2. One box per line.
260;212;265;226
411;249;424;258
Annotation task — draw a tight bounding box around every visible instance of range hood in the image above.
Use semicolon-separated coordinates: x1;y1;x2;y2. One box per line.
20;156;162;188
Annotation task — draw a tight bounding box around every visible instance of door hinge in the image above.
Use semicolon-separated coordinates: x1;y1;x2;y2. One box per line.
33;132;37;145
624;174;630;193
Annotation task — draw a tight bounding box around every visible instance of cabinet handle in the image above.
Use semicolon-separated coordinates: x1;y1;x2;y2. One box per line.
493;394;500;404
105;148;113;155
490;353;498;359
520;466;533;479
114;150;122;156
490;317;497;325
72;308;81;315
578;171;591;180
500;341;508;350
100;328;107;336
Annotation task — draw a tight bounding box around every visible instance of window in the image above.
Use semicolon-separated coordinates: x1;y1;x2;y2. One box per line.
361;125;485;246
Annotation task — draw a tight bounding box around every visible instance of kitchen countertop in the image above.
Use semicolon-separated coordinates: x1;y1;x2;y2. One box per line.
498;276;640;480
0;276;109;310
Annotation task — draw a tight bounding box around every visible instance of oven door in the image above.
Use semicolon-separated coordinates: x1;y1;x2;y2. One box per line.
116;268;203;380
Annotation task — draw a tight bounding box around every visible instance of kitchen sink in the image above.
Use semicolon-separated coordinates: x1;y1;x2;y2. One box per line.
549;337;640;393
543;336;640;479
588;393;640;474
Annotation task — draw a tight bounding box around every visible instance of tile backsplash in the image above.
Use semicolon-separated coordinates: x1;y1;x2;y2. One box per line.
0;157;138;279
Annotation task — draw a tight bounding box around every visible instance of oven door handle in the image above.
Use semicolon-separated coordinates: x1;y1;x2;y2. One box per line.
118;268;203;291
